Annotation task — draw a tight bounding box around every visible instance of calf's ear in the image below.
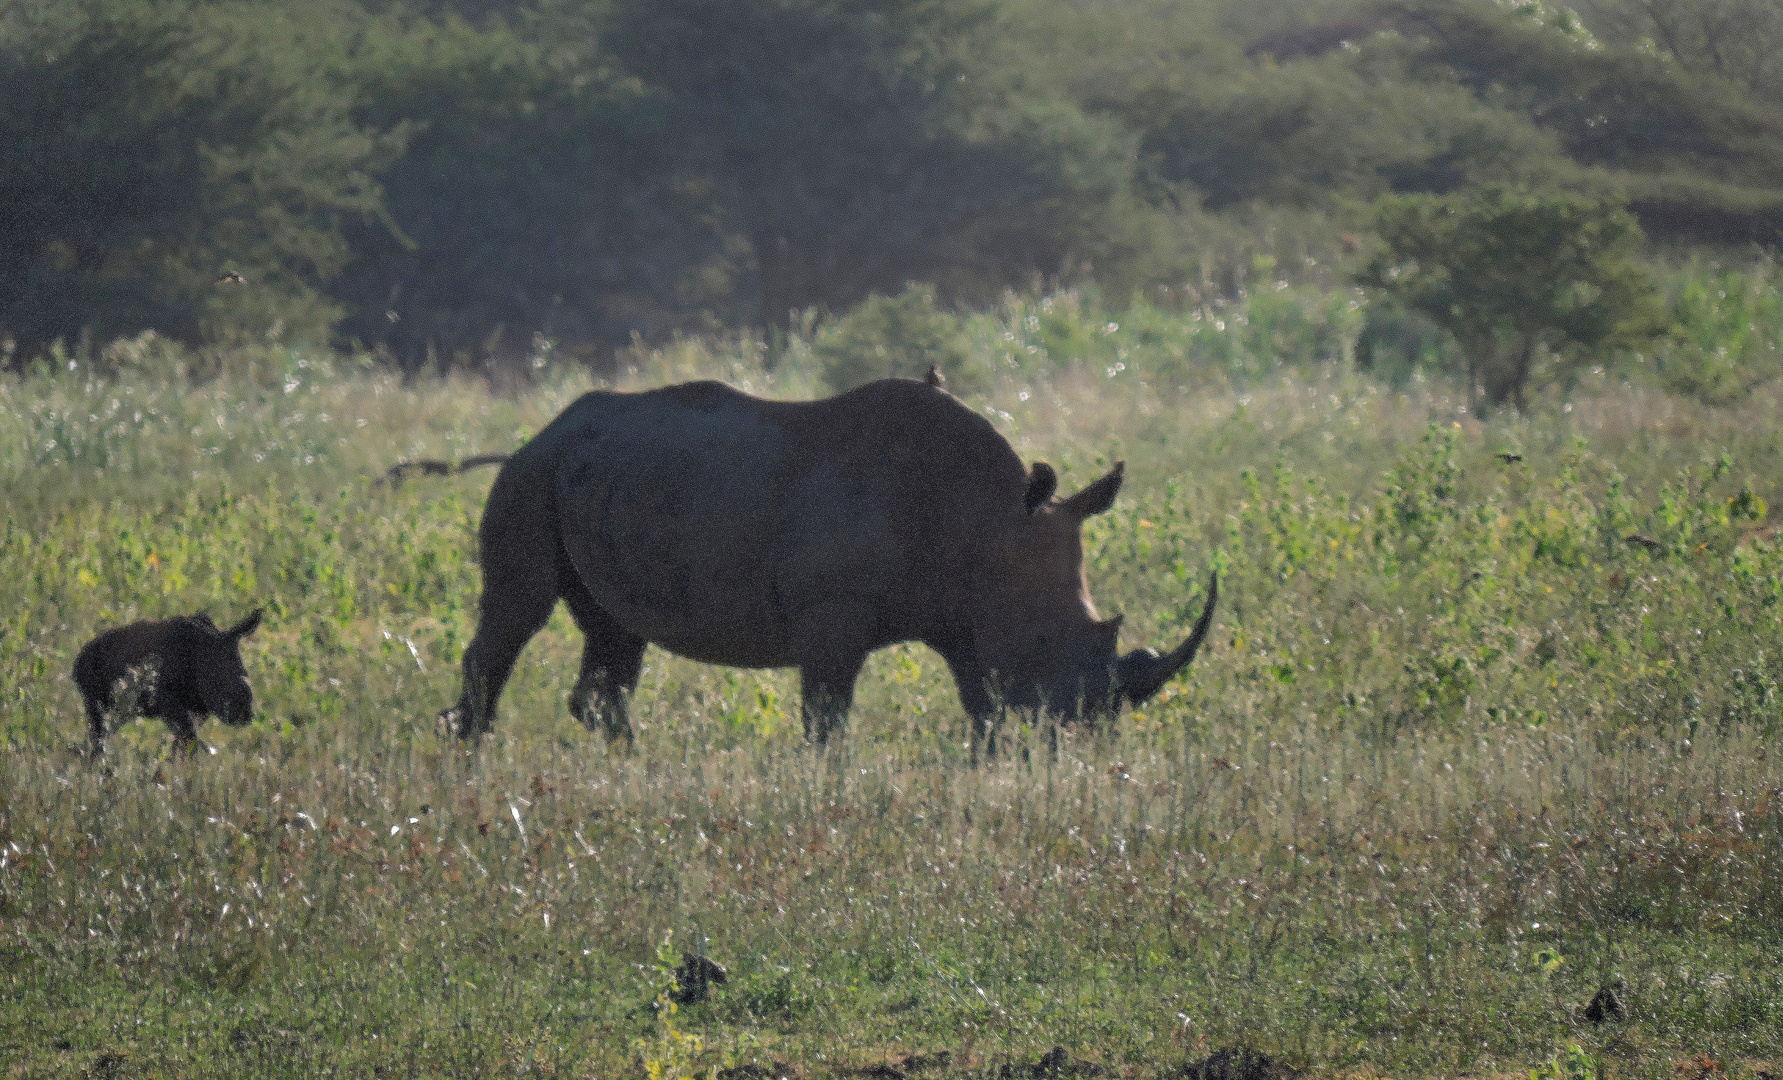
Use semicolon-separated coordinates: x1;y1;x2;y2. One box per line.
227;609;263;639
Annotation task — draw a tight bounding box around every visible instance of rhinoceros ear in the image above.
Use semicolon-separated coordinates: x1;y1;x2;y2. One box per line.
226;609;263;640
1024;463;1058;513
1062;461;1124;518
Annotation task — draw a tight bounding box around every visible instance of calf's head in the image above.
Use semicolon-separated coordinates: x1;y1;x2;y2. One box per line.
186;610;262;725
976;462;1216;720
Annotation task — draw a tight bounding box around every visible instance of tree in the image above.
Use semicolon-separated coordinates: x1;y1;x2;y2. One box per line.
605;0;1136;330
330;12;703;369
1205;0;1783;249
0;0;401;355
1359;186;1661;412
810;283;976;392
1575;0;1783;106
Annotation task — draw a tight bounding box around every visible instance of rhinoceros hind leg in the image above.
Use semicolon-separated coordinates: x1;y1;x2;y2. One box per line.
561;577;645;745
447;566;560;740
81;692;110;755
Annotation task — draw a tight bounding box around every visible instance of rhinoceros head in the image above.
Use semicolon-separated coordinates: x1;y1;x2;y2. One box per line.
975;461;1216;720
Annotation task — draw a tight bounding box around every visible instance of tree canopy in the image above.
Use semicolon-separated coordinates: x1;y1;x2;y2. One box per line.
2;0;1782;367
1360;186;1661;411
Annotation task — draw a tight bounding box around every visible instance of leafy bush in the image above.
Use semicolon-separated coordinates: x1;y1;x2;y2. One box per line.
980;282;1363;392
1354;300;1464;386
95;331;199;383
1360;186;1661;411
0;0;399;354
12;0;1783;366
1529;1044;1599;1080
811;284;975;393
1649;260;1783;404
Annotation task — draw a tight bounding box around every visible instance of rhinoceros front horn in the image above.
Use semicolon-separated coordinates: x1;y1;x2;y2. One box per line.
1116;574;1218;705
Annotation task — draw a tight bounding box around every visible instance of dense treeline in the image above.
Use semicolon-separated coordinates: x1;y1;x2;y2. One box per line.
4;0;1783;370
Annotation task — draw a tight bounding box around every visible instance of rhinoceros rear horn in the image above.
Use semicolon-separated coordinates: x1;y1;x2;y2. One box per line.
1061;461;1124;518
1117;573;1217;705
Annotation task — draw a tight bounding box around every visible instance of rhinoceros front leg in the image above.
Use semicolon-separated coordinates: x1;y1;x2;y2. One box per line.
931;637;1004;756
81;692;111;757
799;654;866;745
562;581;646;745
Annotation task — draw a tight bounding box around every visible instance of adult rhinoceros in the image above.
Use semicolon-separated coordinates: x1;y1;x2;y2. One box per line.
439;377;1216;744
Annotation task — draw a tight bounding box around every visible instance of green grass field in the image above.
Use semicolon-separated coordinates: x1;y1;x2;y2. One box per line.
2;331;1781;1078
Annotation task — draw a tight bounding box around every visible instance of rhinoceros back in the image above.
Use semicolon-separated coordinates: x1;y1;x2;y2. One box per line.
524;383;781;661
498;379;1025;668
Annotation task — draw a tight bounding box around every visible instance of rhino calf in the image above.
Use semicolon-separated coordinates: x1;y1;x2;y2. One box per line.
440;378;1215;746
73;610;263;754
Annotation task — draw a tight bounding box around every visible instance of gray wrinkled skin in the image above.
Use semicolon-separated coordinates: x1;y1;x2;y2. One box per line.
441;378;1215;747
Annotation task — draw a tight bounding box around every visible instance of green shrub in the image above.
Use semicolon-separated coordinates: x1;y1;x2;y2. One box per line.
1650;261;1783;404
1354;299;1464;386
1360;186;1662;412
965;283;1365;396
811;284;975;393
0;0;398;354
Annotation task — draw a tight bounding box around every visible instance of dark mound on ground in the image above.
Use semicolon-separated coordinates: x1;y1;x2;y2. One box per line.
670;954;728;1005
1179;1047;1300;1080
999;1046;1105;1077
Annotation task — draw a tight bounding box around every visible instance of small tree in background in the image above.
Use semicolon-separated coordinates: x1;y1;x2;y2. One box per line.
811;284;976;394
1360;186;1662;412
0;0;402;356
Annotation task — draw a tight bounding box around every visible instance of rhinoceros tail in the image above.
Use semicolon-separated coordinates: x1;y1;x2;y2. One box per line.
381;454;511;487
457;453;510;473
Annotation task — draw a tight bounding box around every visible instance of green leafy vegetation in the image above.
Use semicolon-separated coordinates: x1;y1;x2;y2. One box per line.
1361;186;1661;412
1649;261;1783;404
0;0;398;351
2;318;1781;1074
811;284;976;393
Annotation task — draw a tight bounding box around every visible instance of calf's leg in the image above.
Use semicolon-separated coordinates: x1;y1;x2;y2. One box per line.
81;692;110;755
164;709;202;756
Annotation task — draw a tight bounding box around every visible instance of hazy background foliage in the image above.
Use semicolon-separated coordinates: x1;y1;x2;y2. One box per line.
10;0;1783;382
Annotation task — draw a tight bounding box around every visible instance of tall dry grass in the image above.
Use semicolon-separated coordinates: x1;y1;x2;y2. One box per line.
2;325;1781;1077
